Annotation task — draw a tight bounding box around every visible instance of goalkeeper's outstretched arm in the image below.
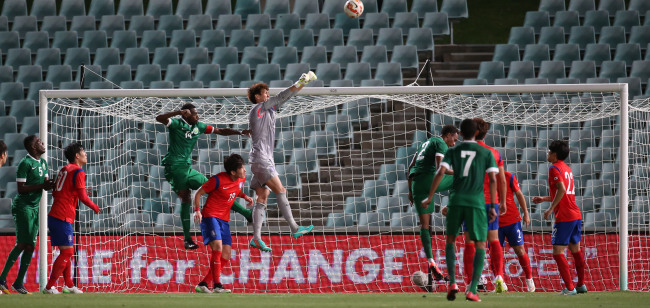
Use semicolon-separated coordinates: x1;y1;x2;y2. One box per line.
260;71;318;111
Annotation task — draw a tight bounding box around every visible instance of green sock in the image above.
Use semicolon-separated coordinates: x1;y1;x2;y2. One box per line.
180;203;192;241
469;248;486;294
420;228;433;259
231;200;252;221
15;248;33;285
445;243;456;284
0;246;24;281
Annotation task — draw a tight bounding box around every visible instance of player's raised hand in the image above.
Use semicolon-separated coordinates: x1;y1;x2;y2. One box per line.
531;196;545;204
180;109;192;117
488;207;497;223
193;210;202;225
241;129;251;137
295;71;317;86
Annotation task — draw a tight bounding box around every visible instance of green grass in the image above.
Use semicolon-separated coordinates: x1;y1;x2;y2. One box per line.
1;292;648;308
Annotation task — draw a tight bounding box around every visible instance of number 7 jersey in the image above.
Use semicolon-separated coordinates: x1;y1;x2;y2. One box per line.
441;141;498;209
548;160;582;222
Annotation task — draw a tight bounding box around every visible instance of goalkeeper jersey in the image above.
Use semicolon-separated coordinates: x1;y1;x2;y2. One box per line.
161;117;208;165
441;141;499;209
248;87;296;164
409;136;448;176
12;155;48;211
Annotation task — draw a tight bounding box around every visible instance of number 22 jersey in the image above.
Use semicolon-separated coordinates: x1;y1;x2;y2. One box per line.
549;160;582;222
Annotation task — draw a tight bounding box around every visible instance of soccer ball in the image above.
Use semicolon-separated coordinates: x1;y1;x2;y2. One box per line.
344;0;364;18
411;271;428;287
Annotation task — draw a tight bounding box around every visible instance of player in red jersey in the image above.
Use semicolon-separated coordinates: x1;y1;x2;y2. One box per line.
498;171;534;292
43;143;100;294
532;140;586;295
192;154;253;294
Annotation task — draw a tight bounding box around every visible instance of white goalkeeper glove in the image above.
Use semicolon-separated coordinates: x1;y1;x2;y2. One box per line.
295;71;317;87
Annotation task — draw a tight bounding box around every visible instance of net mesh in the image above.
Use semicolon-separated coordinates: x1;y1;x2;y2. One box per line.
42;87;646;293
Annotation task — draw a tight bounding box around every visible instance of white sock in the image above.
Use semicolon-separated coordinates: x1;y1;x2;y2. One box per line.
277;192;299;233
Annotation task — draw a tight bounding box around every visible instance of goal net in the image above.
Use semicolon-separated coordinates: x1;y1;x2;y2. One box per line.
35;84;643;293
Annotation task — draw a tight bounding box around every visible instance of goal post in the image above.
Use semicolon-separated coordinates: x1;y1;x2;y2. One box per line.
37;83;636;292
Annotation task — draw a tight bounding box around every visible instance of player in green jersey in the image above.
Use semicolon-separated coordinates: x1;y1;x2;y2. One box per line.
0;136;55;294
156;103;253;250
422;119;498;302
407;124;458;284
0;141;7;167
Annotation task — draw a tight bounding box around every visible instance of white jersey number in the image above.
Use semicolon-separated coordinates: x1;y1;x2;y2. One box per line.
460;150;476;177
564;172;575;195
416;141;430;161
228;192;236;201
55;171;68;191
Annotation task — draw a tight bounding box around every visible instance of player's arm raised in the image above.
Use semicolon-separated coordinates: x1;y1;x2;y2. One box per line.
212;127;248;137
515;189;530;227
155;110;189;125
260;72;318;111
193;187;207;224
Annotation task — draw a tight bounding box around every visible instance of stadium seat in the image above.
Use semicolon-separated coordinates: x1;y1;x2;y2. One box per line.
8;99;35;125
269;80;293;87
94;48;121;71
315;63;341;86
70;16;96;38
182;47;209;69
583;10;610;34
274;13;300;38
598;26;626;47
304;13;330;34
363;13;389;35
568;0;595;17
4;133;26;159
290;148;319;178
228;29;255;50
258;29;284;50
111;30;138;53
341;62;371;87
34;48;61;71
552;44;581;67
568;60;597;83
134;64;162;88
325;212;355;227
264;0;290;18
123;48;150;70
129;15;155;37
317;28;344;52
284;63;310;82
212;47;238;70
152;47;179;69
0;82;24;105
50;31;78;53
99;15;125;37
241;46;268;67
233;0;260;20
169;29;196;50
357;212;385;227
329;14;358;37
375;28;403;52
22;31;48;51
392;12;418;36
292;0;319;19
583;43;611;66
613;10;640;34
245;13;271;36
553;10;579;33
330;46;357;69
507;61;535;84
538;26;565;50
81;30;108;52
25;81;52;102
629;26;650;47
270;46;298;70
163;64;191;87
492;44;520;67
214;14;242;36
39;16;65;37
508;26;535;51
307;131;337;159
15;65;42;85
377;163;406;187
422;12;450;37
146;0;173;19
360;45;388;69
583;179;613;199
286;28;316;52
568;26;596;50
347;28;374;51
630;60;650;81
175;0;202;19
523;11;550;35
381;0;408;18
477;61;505;84
198;29;226;50
194;64;221;85
294;113;322;137
520;147;547;165
523;44;550;67
405;27;434;52
391;45;419;70
599;60;627;82
4;48;31;69
617;77;642;98
361;180;389;207
613;43;641;68
630;0;650;14
254;63;281;84
223;64;251;86
11;15;36;38
389;212;418;227
117;0;143;20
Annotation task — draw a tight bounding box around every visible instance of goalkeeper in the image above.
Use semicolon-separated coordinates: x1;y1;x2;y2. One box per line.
407;124;458;282
246;72;317;252
156;104;253;250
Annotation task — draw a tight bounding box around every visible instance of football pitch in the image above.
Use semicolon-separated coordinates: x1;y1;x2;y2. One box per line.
1;291;648;308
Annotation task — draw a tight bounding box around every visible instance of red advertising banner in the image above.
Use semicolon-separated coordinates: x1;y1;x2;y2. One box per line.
0;234;644;293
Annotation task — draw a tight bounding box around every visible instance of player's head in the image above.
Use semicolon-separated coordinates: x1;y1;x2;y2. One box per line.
460;118;478;141
473;117;490;141
0;140;7;167
548;140;569;162
224;153;246;179
440;124;459;147
248;83;269;104
181;103;199;125
64;142;87;165
24;135;45;156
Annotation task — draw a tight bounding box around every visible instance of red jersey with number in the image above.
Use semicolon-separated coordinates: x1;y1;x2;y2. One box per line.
200;172;246;221
478;141;503;205
499;171;523;227
50;164;87;223
549;160;582;222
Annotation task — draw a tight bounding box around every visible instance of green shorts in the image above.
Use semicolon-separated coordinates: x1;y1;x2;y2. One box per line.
411;173;453;215
164;163;208;193
12;208;39;246
445;205;487;242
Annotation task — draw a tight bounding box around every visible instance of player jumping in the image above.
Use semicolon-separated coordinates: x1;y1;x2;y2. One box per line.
407;125;459;285
246;72;318;252
193;154;253;294
0;136;54;294
498;170;535;292
532;140;587;295
43;143;100;294
423;119;499;302
156;104;253;250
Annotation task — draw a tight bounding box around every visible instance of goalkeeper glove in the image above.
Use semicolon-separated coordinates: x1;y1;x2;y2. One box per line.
295;71;317;86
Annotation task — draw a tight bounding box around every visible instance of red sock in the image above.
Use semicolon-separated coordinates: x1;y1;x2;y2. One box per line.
211;250;222;284
489;241;503;277
46;248;74;289
463;242;475;284
202;270;213;284
518;252;532;279
572;250;585;286
63;259;74;287
553;254;574;290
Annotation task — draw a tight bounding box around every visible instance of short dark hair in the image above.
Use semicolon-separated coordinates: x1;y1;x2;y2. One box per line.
224;153;245;174
473;118;490;140
548;140;570;161
460;118;478;140
181;103;196;110
247;82;269;104
440;125;459;137
23;135;38;151
64;142;84;163
0;140;6;156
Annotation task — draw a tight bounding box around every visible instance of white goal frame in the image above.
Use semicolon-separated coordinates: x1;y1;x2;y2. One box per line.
38;84;630;291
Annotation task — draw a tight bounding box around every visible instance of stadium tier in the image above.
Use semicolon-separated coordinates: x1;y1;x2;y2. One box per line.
0;0;648;296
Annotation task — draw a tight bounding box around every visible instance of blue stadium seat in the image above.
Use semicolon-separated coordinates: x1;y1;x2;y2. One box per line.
552;43;580;67
94;47;121;71
523;44;550;67
228;29;255;50
568;26;596;51
182;47;209;69
241;46;268;67
375;62;402;86
283;63;310;81
34;48;61;71
613;10;640;34
205;0;231;18
613;43;641;68
274;13;300;38
271;46;297;70
363;13;389;35
317;28;344;52
128;15;154;37
70;16;96;38
477;61;505;84
258;29;285;50
568;60;597;82
215;14;242;36
223;63;251;86
99;15;125;37
245;13;271;36
347;28;374;51
146;0;173;20
524;11;550;35
195;64;221;85
599;60;627;82
422;12;450;37
134;64;162;88
598;26;625;47
164;64;191;87
553;10;579;33
583;43;611;66
333;13;360;36
392;12;418;35
234;0;260;20
152;47;179;69
375;28;403;52
212;47;238;70
508;26;535;51
315;63;342;86
118;0;143;20
199;29;226;50
25;81;52;102
111;30;138;53
254;63;281;84
169;29;196;50
123;48;150;70
583;10;610;34
492;44;519;68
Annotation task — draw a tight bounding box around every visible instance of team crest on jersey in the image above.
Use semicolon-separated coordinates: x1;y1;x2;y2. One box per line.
192;127;199;135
